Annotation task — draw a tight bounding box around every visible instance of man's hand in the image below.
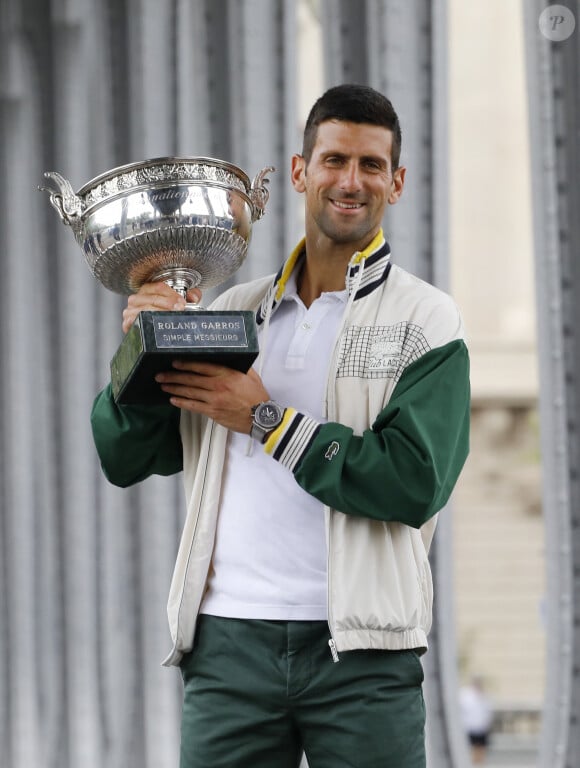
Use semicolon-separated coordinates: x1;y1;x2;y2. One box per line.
155;361;270;434
122;282;203;334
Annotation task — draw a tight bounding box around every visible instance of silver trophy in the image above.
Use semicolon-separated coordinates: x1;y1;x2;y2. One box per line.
41;157;274;404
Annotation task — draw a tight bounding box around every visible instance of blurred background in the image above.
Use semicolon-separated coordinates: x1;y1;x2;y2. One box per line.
0;1;578;767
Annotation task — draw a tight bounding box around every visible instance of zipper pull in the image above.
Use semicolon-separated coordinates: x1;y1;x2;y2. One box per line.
328;638;340;663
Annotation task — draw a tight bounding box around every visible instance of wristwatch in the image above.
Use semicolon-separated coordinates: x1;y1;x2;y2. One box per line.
250;401;285;443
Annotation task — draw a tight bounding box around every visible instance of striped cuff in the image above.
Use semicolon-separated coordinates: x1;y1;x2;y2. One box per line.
264;408;321;472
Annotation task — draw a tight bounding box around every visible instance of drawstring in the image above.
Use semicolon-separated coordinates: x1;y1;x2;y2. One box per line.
323;256;364;419
344;257;365;324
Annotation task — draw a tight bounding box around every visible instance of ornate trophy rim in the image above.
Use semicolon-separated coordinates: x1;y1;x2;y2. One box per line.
74;156;257;218
76;155;252;196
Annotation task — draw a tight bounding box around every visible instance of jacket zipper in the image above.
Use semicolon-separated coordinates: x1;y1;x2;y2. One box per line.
324;253;365;663
324;312;348;664
326;507;339;663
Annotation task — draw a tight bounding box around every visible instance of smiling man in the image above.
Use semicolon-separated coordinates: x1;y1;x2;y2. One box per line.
91;84;470;768
296;118;403;247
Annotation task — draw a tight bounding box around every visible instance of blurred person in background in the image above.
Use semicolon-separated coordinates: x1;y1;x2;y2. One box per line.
460;676;494;764
91;84;470;768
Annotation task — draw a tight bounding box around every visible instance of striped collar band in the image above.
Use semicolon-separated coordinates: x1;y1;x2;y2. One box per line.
256;230;392;325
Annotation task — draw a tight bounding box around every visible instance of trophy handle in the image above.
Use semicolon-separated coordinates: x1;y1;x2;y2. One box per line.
38;171;84;225
249;166;275;222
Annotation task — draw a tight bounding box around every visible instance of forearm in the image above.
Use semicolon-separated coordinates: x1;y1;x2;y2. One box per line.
264;340;470;527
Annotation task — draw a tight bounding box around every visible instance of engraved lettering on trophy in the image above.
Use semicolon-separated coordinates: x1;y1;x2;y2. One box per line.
153;313;249;349
156;320;199;331
163;333;193;344
148;189;188;203
200;321;242;331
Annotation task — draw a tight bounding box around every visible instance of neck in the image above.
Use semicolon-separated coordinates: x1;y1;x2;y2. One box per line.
295;225;383;305
297;243;351;308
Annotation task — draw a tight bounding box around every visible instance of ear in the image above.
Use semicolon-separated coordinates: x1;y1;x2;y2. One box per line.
388;166;406;205
291;154;306;193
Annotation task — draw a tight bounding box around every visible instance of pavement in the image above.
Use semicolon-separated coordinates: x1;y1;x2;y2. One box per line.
298;735;539;767
477;736;538;767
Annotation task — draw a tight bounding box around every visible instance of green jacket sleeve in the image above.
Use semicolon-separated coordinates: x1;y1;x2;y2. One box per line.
266;339;470;528
91;383;183;487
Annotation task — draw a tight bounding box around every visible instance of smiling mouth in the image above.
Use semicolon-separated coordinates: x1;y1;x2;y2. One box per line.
330;199;364;210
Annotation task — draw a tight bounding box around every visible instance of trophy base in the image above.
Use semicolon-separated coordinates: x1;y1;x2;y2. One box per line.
110;310;259;404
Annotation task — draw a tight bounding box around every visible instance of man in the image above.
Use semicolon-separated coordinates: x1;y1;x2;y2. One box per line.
92;84;470;768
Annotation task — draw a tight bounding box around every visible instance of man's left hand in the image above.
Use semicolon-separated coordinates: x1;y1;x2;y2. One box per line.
155;361;270;434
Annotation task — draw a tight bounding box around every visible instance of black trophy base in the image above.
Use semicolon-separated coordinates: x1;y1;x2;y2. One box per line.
110;310;259;404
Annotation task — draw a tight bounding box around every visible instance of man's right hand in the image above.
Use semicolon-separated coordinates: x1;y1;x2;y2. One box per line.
122;282;203;334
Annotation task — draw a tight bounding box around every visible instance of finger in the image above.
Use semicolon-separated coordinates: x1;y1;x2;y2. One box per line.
138;281;183;298
170;360;230;377
155;370;215;394
166;395;209;414
158;381;197;398
122;282;187;333
160;381;215;408
122;308;139;334
128;282;186;311
186;287;203;304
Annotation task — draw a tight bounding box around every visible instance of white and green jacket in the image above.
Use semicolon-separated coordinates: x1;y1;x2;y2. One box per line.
91;230;470;666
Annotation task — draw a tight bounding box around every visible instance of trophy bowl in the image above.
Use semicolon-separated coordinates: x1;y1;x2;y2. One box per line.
41;157;275;404
41;156;274;296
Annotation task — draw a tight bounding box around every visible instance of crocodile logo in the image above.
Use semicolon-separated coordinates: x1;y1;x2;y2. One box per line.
325;441;340;461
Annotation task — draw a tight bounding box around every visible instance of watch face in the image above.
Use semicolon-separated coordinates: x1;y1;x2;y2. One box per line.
256;402;283;428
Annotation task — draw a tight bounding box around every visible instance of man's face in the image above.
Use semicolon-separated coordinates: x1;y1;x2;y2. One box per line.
291;120;405;252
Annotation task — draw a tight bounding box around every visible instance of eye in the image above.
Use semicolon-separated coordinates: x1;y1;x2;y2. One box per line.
325;156;344;166
363;159;384;172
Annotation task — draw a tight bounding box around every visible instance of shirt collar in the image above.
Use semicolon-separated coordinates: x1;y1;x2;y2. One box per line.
256;229;391;325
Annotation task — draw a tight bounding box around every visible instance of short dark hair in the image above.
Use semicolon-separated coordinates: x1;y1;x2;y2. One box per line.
302;84;402;169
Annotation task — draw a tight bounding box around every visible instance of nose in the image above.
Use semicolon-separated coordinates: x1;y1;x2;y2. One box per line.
338;161;362;193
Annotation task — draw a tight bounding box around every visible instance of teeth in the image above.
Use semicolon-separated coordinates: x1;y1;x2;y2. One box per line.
333;200;361;209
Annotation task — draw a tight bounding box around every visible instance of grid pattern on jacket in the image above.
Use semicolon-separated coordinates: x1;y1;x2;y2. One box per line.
336;322;431;381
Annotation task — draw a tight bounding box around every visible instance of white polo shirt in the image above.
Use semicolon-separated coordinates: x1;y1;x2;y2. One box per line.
200;269;348;620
